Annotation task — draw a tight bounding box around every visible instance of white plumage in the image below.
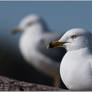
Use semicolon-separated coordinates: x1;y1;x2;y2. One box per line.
58;28;92;90
14;14;65;78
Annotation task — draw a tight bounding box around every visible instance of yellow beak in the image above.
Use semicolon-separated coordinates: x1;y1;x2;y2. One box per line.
47;40;66;48
11;28;21;35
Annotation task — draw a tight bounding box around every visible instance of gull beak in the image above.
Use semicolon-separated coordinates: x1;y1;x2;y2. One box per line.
11;28;22;35
47;40;66;48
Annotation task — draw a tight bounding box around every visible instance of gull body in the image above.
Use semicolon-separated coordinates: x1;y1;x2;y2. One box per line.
61;47;92;90
13;14;66;78
20;27;59;77
49;28;92;90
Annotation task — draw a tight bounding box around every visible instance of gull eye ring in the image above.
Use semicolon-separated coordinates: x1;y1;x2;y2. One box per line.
71;35;77;39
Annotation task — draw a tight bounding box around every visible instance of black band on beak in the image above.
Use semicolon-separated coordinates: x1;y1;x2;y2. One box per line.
48;42;55;48
47;40;67;48
11;28;22;35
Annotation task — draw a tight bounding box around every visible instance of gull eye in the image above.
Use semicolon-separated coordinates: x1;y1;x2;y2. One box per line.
71;35;77;39
27;22;32;26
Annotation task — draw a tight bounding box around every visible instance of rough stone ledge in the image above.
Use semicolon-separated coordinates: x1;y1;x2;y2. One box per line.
0;76;65;91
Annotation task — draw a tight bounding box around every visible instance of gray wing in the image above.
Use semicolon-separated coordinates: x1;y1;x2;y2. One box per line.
37;32;66;63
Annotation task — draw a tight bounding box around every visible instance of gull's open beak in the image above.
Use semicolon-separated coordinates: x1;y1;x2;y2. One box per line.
11;28;22;35
47;40;66;48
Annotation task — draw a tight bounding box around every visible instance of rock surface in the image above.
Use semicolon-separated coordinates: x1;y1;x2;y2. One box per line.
0;76;65;91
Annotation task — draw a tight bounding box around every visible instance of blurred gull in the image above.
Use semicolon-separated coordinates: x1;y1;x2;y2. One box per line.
48;28;92;90
12;14;66;87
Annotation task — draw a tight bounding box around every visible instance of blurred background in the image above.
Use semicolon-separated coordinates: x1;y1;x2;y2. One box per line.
0;1;92;87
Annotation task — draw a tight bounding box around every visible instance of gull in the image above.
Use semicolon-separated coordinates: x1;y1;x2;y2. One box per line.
47;28;92;90
12;14;66;87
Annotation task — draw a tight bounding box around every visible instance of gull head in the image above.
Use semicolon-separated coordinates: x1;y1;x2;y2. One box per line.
12;14;48;34
47;28;92;51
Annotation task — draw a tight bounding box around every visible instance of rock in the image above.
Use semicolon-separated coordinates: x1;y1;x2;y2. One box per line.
0;76;65;91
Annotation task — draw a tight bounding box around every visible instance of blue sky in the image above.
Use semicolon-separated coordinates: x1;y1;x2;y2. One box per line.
0;1;92;51
0;1;92;32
